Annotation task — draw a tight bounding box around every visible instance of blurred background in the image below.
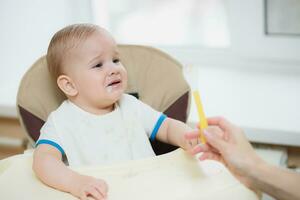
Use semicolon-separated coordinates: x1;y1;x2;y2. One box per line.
0;1;300;198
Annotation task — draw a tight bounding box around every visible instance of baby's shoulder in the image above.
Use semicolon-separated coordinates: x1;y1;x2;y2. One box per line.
118;94;143;114
119;93;139;105
46;100;71;119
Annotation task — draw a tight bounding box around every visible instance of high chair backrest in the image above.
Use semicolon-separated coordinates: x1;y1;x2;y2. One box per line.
17;45;191;155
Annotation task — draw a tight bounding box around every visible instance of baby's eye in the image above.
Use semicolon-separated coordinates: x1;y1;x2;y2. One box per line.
93;63;103;68
113;59;120;63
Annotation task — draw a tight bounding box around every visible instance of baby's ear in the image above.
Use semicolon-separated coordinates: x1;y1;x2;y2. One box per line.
57;75;78;97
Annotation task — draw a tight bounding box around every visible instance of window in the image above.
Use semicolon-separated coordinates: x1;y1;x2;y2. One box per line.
92;0;230;48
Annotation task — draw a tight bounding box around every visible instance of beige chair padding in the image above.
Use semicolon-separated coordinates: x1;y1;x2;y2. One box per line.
17;45;191;145
0;149;259;200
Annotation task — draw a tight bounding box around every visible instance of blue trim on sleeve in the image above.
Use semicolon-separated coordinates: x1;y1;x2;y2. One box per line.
36;139;65;155
150;114;167;141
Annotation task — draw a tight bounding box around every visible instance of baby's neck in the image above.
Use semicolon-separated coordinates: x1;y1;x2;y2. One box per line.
69;99;115;115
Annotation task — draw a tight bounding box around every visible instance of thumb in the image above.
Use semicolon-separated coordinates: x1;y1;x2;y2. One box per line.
203;130;227;152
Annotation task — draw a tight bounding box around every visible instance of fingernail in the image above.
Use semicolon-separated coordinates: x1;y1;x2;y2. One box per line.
203;130;209;136
203;130;212;139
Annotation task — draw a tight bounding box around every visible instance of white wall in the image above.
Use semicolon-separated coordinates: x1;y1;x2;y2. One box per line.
229;0;300;62
162;0;300;67
185;65;300;146
0;0;92;111
176;0;300;146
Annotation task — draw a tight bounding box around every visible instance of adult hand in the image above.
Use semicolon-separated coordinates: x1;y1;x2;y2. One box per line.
185;117;263;188
185;117;300;200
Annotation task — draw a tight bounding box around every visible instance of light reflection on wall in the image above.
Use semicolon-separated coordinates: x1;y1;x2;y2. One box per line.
93;0;230;48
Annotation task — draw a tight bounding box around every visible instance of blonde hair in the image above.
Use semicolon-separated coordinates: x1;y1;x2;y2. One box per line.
46;23;99;80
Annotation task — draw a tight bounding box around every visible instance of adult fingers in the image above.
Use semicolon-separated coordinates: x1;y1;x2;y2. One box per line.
203;130;227;153
188;144;209;155
199;152;222;162
207;116;231;131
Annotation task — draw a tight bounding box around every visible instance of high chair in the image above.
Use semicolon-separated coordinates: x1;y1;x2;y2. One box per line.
4;46;259;200
16;45;191;155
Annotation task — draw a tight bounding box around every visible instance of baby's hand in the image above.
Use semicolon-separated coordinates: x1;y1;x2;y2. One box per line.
71;175;108;200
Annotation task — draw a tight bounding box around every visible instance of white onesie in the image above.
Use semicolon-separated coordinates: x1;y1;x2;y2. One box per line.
36;94;166;167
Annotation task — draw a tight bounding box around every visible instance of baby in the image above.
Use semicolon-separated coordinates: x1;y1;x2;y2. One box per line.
33;24;199;200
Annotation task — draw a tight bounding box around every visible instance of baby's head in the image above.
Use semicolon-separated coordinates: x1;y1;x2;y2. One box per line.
47;24;127;113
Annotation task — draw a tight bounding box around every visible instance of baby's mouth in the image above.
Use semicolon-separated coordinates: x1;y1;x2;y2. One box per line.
106;79;122;93
107;80;121;87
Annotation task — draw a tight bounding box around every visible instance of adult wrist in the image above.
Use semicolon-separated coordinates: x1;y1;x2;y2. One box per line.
245;156;268;189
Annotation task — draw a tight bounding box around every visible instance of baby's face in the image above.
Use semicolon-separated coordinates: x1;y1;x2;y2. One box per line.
64;30;127;108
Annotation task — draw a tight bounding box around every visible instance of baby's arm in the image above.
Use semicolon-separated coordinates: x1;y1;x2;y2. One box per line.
155;118;198;150
33;145;108;200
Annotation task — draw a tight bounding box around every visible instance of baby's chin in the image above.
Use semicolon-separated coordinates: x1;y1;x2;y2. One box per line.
105;87;124;101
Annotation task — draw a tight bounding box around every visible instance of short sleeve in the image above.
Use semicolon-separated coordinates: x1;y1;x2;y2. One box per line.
133;98;167;140
36;114;65;155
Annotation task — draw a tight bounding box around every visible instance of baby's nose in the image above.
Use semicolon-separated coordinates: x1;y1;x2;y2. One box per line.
108;65;119;76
